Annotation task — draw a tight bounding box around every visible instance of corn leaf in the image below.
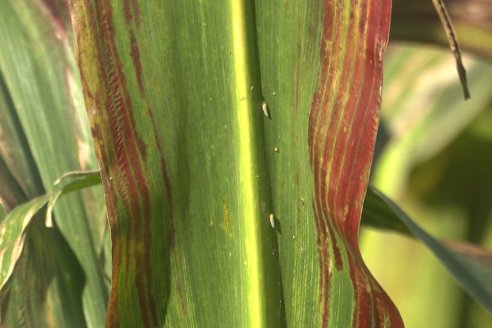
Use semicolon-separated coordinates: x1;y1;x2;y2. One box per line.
0;172;101;294
0;172;101;327
70;0;402;326
255;1;402;326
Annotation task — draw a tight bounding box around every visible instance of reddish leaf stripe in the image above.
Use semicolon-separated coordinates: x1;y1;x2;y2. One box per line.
73;0;175;325
123;0;141;27
310;1;354;323
328;6;366;242
130;32;145;96
344;4;384;321
100;10;157;328
341;0;385;245
79;1;159;326
147;108;176;250
309;4;348;321
308;0;403;326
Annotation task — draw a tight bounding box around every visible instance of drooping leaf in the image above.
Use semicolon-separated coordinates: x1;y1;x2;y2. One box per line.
0;171;102;327
1;220;88;328
361;188;410;235
368;186;492;313
0;171;101;300
0;194;51;299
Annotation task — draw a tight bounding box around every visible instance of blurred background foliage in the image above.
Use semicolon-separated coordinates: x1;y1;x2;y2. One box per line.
0;0;491;327
0;1;108;326
362;43;492;328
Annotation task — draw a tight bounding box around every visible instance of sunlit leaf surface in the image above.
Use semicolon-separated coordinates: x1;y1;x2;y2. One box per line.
70;0;401;326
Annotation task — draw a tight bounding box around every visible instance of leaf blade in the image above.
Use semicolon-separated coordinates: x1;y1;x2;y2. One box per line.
0;172;102;300
256;0;402;326
70;0;282;326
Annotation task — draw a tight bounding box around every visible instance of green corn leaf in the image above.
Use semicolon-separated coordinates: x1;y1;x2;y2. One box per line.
361;189;411;235
0;193;51;299
0;171;101;300
0;172;101;327
70;0;401;326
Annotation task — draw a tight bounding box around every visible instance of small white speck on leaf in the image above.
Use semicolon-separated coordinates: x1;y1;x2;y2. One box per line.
269;213;275;228
261;101;271;119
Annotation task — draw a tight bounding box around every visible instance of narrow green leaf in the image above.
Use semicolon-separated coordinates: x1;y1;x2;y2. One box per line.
0;71;44;207
361;189;410;235
0;203;5;222
368;186;492;313
0;194;52;299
